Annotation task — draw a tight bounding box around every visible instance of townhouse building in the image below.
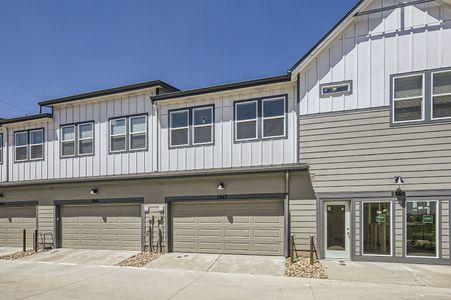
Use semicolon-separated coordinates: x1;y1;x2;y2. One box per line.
1;0;451;264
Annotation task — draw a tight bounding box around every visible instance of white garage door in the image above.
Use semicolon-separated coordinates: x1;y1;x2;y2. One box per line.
0;205;36;247
171;199;285;256
61;204;142;251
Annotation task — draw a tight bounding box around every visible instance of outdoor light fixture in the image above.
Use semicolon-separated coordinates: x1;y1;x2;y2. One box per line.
393;176;406;206
90;188;98;195
217;183;225;191
394;176;404;185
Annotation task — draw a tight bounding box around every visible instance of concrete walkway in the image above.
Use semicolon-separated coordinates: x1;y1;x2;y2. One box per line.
1;260;451;300
145;253;286;276
322;260;451;289
19;248;140;266
0;247;21;256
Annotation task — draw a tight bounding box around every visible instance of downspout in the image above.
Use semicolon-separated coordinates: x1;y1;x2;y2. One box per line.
285;170;290;257
3;126;9;183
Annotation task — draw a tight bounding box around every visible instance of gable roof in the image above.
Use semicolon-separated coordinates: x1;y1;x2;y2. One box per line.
39;80;179;107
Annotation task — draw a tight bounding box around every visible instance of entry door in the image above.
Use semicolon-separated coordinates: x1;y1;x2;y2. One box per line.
324;201;350;259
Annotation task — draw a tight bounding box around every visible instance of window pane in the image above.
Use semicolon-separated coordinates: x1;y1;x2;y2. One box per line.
263;118;284;137
236;102;257;121
363;202;391;255
15;132;28;146
130;116;146;133
236;121;257;140
433;71;451;95
171;128;188;146
16;147;28;161
62;126;75;141
394;76;422;99
111;136;126;152
62;142;75;156
433;95;451;119
30;130;43;144
194;126;212;144
322;84;350;95
394;98;422;122
407;201;437;257
193;108;212;125
111;119;126;135
130;134;146;150
326;205;346;251
79;140;93;155
79;123;93;139
171;111;188;128
30;145;43;159
263;98;285;118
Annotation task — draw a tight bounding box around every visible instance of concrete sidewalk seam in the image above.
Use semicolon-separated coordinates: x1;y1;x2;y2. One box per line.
206;255;222;272
167;272;208;300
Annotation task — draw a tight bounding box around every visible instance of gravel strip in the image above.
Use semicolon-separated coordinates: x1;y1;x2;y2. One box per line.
0;250;42;260
116;252;160;267
285;257;328;279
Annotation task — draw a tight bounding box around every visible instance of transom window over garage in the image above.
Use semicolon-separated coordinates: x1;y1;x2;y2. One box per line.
234;95;287;142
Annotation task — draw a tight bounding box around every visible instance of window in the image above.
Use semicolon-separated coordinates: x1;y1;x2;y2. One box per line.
393;74;424;123
320;81;352;97
169;106;214;147
110;115;147;153
234;96;287;142
0;134;3;164
432;70;451;119
61;122;94;157
235;101;258;141
406;201;438;258
14;129;44;162
262;97;285;138
363;202;391;256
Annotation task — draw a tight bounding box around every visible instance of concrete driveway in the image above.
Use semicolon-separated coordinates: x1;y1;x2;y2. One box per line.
0;247;22;257
145;253;286;276
19;248;140;266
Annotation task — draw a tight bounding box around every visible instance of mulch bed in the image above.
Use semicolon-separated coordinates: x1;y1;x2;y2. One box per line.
285;257;328;279
116;252;160;267
0;250;41;260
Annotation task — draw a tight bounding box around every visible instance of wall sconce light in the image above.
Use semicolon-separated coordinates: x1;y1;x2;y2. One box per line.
394;176;404;185
90;188;98;195
393;176;406;207
217;183;225;191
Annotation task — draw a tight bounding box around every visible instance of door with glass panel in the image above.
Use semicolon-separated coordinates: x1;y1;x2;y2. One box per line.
324;202;350;259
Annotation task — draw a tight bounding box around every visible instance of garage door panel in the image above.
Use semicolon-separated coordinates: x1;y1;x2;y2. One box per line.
171;200;284;256
0;206;37;247
61;204;142;251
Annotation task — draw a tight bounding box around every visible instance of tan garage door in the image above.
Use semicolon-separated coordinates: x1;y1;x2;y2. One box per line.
171;199;285;256
0;205;37;247
61;204;142;251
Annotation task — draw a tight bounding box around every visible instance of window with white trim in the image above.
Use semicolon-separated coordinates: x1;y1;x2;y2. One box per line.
192;107;213;145
61;125;76;157
78;123;94;155
109;115;147;153
0;134;3;164
393;74;424;123
363;202;391;256
432;70;451;119
406;200;438;258
170;110;190;147
262;97;285;138
14;129;44;162
235;101;258;141
60;122;94;157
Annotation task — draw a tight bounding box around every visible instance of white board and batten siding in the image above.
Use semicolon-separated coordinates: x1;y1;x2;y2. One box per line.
157;82;298;172
296;0;451;115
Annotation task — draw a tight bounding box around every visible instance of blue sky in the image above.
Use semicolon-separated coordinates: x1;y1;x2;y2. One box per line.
0;0;357;118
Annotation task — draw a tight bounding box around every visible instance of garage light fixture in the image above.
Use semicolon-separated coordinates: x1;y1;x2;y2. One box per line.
90;188;98;195
217;183;225;191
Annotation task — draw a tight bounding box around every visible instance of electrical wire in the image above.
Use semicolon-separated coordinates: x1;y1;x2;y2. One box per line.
0;98;34;116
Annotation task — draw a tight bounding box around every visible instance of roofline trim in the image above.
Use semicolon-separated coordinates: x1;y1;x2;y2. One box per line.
151;74;291;102
38;80;179;107
0;113;53;126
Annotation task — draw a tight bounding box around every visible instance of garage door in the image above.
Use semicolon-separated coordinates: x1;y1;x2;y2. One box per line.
171;199;285;256
0;205;37;247
61;204;142;251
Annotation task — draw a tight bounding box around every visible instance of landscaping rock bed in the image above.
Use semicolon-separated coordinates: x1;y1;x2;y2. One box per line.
0;250;41;260
285;257;328;279
116;252;160;267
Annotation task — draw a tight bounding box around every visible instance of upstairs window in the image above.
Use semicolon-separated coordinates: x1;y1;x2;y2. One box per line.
432;70;451;120
320;81;352;97
0;134;3;164
61;122;94;157
109;115;147;153
235;96;287;142
393;74;424;123
169;106;213;147
14;129;44;162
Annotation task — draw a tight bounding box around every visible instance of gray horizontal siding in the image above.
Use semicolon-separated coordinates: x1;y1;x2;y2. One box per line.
300;107;451;193
290;199;317;252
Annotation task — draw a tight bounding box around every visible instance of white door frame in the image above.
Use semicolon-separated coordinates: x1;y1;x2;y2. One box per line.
323;201;351;259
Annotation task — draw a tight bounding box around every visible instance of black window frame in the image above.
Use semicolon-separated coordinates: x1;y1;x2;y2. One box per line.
0;133;3;164
390;67;451;126
233;94;288;143
108;113;148;154
60;121;95;158
168;105;215;148
319;80;353;98
13;128;45;163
